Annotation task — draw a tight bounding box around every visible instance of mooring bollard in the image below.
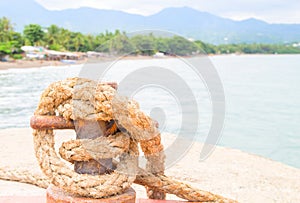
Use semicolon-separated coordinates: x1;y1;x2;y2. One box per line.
31;82;136;203
30;78;237;203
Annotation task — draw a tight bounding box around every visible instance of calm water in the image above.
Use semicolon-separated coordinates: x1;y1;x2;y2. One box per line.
0;55;299;168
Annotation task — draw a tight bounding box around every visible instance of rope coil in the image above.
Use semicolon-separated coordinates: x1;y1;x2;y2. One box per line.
33;77;165;198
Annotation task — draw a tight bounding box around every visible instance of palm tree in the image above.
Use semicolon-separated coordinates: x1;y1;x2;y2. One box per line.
60;28;71;51
46;24;61;46
0;17;14;42
23;24;45;46
72;32;84;52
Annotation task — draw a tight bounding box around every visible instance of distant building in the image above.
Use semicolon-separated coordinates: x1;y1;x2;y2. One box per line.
20;46;83;61
21;46;45;60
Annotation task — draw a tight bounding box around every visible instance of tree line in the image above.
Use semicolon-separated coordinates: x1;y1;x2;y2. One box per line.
1;16;300;60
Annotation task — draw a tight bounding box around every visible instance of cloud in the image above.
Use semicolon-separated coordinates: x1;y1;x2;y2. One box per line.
35;0;300;23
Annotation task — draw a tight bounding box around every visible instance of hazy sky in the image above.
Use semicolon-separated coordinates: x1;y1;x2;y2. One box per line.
35;0;300;24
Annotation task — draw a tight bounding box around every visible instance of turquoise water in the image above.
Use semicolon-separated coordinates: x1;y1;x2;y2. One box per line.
213;55;300;168
0;55;299;168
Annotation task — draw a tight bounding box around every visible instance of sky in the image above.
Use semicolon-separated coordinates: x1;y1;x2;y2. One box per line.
35;0;300;24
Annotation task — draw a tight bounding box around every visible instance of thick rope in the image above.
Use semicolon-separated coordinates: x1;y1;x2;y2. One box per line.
0;167;49;189
33;129;138;198
59;132;131;163
0;77;237;202
58;137;236;202
0;164;236;203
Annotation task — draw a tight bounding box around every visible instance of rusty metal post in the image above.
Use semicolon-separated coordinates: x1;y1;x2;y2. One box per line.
30;115;75;130
73;119;112;175
73;82;119;175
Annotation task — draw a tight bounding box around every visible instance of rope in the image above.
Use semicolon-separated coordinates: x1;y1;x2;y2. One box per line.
0;167;49;189
0;77;237;202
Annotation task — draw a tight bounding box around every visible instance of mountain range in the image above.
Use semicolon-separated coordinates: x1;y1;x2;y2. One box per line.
1;0;300;44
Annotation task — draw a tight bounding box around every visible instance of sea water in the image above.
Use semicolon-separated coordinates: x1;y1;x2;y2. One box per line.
0;55;299;168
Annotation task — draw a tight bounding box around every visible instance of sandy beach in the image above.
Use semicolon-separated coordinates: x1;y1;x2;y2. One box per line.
0;128;299;202
0;60;87;70
0;55;176;71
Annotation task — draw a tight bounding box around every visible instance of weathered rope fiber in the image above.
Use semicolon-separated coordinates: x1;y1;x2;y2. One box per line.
59;138;237;203
0;77;237;202
0;167;49;189
0;164;236;203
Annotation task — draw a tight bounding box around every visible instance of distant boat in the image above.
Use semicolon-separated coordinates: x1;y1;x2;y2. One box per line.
153;52;166;58
60;59;76;64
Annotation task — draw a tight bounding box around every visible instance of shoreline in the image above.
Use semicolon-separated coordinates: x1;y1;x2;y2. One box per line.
0;128;299;202
0;59;86;71
1;54;299;71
